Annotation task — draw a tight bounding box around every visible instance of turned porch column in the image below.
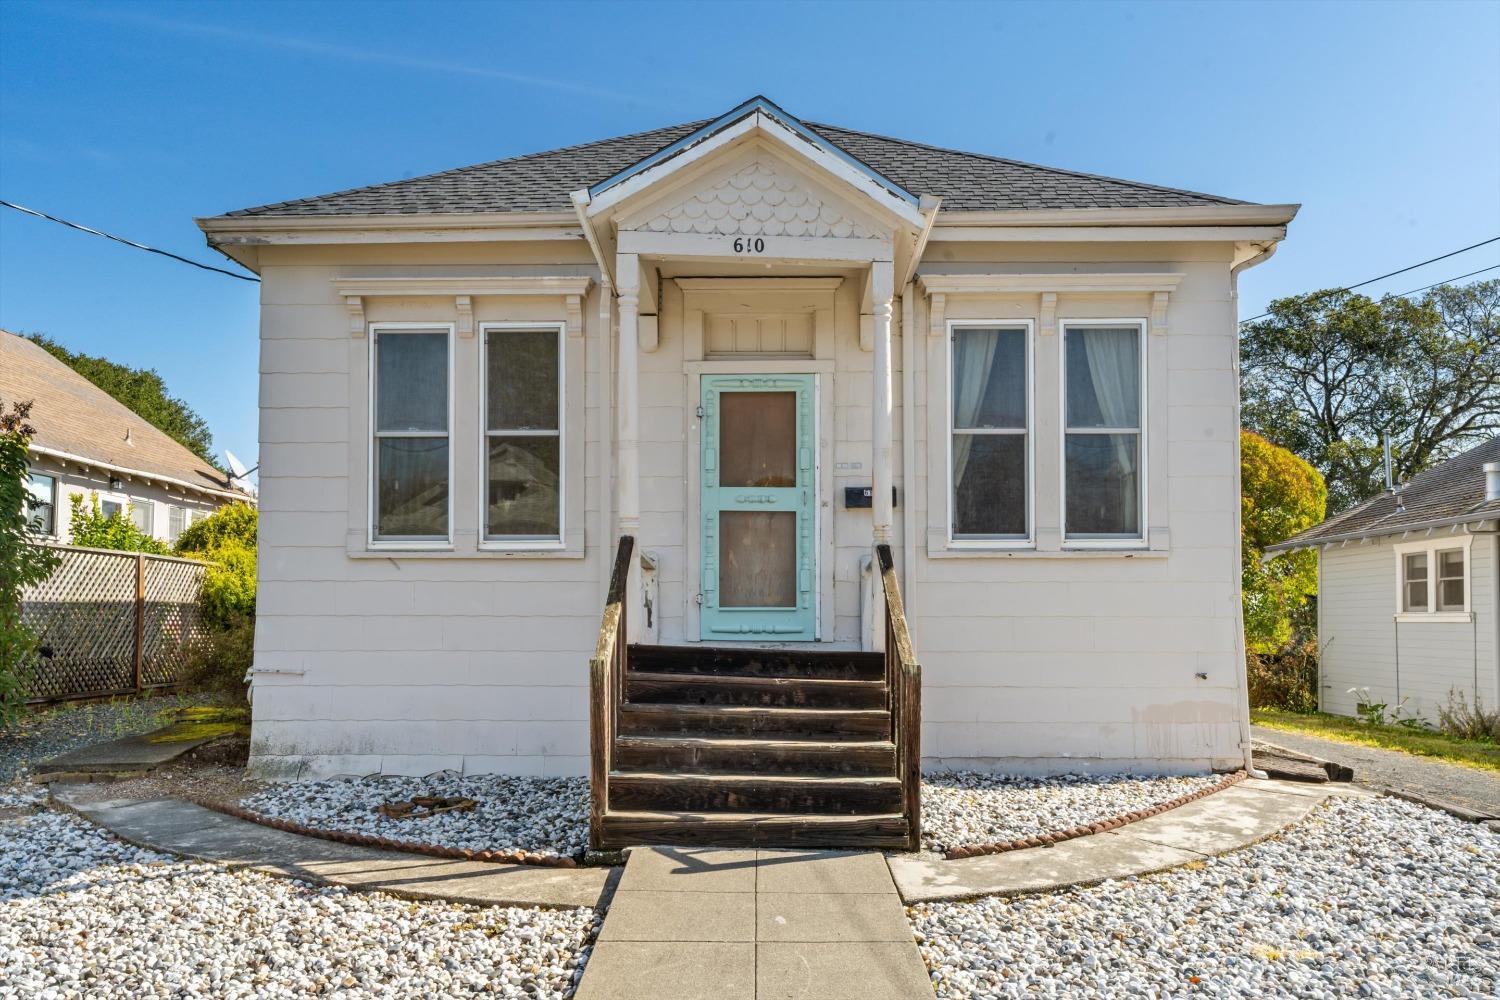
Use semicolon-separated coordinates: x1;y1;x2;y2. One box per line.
870;258;895;544
615;252;641;538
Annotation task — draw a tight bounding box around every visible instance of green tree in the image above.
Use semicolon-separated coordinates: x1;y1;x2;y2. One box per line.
67;493;170;555
1;400;61;724
1241;279;1500;511
175;503;256;628
1241;430;1326;654
26;334;219;469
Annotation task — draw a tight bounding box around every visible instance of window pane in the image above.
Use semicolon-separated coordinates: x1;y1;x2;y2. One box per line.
376;437;448;539
719;391;797;488
1404;553;1427;581
1405;581;1428;612
168;506;186;543
376;332;447;432
487;329;558;431
25;473;54;534
1438;579;1465;612
1065;433;1140;537
1066;327;1140;429
129;502;154;535
101;499;122;520
487;436;561;538
1438;550;1463;579
953;328;1026;429
953;434;1026;537
719;510;797;608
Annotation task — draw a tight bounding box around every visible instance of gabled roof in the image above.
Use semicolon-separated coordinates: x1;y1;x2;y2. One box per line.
0;331;245;501
1267;436;1500;551
213;101;1250;219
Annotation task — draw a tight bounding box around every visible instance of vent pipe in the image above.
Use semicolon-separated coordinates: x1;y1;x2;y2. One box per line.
1484;461;1500;503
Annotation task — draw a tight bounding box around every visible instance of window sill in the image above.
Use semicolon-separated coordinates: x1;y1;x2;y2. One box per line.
1394;612;1473;624
348;545;584;560
927;545;1167;560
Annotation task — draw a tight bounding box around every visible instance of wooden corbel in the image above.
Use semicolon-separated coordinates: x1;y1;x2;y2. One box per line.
344;296;366;338
566;294;585;339
928;292;946;337
1040;292;1058;336
454;295;474;338
1151;291;1170;336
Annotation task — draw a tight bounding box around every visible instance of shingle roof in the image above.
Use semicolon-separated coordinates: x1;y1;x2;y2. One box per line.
0;331;243;499
216;117;1248;219
1268;436;1500;551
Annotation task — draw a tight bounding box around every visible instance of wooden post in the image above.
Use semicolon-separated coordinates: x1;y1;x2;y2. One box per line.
870;259;895;544
133;553;145;694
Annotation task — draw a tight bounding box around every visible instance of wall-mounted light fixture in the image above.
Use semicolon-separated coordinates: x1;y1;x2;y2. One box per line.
108;477;123;490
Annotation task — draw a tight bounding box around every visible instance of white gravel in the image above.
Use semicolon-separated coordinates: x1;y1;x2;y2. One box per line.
0;807;600;998
921;771;1225;853
911;794;1500;999
242;774;589;860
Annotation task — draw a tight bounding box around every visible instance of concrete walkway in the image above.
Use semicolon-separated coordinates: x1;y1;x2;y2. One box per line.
53;788;614;909
890;778;1364;903
574;846;934;1000
1252;724;1500;820
33;726;217;780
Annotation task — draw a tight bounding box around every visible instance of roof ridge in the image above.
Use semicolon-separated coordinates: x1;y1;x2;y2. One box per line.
805;121;1247;206
225;119;709;218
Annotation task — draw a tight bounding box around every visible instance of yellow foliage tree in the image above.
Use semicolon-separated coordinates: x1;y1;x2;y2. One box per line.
1241;430;1326;653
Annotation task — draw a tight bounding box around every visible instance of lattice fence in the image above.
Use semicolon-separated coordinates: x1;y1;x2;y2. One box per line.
20;545;209;703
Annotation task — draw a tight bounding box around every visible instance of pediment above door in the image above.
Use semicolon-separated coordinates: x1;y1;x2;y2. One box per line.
631;159;882;240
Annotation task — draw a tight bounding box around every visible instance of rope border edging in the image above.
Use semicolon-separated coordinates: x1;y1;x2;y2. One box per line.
942;770;1249;860
186;797;582;869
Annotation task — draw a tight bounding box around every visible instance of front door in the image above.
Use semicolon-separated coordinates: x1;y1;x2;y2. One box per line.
700;374;816;640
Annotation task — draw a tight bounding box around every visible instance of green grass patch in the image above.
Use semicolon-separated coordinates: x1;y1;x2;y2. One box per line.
146;705;251;744
1252;708;1500;772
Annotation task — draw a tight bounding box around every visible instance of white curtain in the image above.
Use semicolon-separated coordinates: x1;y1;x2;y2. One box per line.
1080;328;1139;529
951;329;1000;486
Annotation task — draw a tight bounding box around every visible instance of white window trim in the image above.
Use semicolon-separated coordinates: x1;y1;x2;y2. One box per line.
367;322;456;551
1393;534;1473;622
26;470;58;539
945;318;1035;550
478;322;566;551
1059;318;1148;550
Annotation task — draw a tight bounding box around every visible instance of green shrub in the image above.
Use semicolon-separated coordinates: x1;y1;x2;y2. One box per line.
1246;641;1320;714
1438;689;1500;743
196;540;255;629
175;503;256;701
68;493;170;554
183;614;254;704
1;400;61;724
175;502;256;555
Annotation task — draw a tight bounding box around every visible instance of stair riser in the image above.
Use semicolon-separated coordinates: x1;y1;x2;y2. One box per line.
620;708;888;738
598;817;911;850
613;743;895;776
626;678;886;710
630;645;884;681
609;780;902;815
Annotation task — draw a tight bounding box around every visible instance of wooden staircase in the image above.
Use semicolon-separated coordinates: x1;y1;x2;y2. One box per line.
589;539;921;851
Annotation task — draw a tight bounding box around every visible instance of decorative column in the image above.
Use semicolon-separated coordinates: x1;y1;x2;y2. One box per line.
870;259;895;544
616;253;641;538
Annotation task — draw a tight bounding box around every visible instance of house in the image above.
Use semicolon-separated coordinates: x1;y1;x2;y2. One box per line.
1;330;249;545
197;97;1297;846
1266;437;1500;723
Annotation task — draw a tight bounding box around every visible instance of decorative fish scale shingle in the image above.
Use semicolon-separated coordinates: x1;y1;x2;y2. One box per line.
217;118;1248;219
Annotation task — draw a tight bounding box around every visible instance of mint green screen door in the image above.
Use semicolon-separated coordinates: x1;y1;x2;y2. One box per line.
700;374;816;640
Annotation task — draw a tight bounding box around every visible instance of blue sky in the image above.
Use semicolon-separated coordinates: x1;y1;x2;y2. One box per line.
2;0;1497;470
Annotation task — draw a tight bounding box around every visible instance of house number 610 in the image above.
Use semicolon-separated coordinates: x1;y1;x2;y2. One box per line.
731;238;766;253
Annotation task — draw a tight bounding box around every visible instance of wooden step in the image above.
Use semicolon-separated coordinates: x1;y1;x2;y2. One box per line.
625;671;887;709
618;703;889;738
608;771;902;814
613;735;896;776
597;809;911;849
628;644;884;680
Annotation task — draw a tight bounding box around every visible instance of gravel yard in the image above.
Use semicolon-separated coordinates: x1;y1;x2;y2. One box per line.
0;806;600;998
242;774;590;861
0;694;206;788
911;795;1500;999
921;771;1227;854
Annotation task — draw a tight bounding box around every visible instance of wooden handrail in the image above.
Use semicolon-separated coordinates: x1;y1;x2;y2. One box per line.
876;543;921;851
589;535;635;850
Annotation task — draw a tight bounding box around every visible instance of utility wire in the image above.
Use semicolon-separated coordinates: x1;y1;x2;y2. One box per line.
1389;263;1500;300
0;199;259;282
1240;235;1500;324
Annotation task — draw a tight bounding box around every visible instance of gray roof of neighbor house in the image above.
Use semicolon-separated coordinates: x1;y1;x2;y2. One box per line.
1266;436;1500;551
0;330;245;500
214;119;1250;219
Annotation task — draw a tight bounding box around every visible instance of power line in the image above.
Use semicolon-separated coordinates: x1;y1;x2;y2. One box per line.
1389;263;1500;300
0;199;259;282
1240;235;1500;324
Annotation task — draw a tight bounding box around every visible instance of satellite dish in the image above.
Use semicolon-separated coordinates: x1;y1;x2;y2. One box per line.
223;450;259;497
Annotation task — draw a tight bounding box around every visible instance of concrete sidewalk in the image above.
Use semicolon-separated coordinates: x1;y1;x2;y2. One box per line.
574;846;934;1000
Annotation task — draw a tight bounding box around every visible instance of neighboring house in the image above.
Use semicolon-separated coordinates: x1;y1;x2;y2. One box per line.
1267;437;1500;724
1;330;249;545
198;97;1297;844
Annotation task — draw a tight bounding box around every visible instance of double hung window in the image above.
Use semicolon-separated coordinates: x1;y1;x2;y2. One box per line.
371;326;451;544
1399;542;1468;616
25;472;56;535
483;325;563;543
1063;322;1144;543
950;324;1030;541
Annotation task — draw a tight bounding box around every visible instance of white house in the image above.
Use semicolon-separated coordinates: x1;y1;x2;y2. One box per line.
199;97;1297;847
1267;437;1500;724
2;330;248;545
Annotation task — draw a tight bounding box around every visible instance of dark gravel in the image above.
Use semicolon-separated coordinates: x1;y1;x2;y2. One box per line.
0;695;207;787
